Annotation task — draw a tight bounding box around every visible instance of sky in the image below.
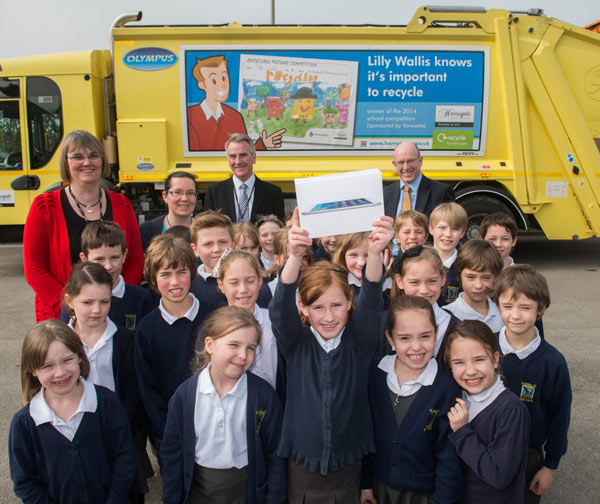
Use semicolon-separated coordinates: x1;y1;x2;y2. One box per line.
1;0;598;60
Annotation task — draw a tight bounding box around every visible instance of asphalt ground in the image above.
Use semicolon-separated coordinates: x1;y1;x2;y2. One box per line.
1;236;598;502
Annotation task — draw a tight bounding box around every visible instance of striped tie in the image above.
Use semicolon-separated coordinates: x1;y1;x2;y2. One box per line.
401;184;412;212
239;183;249;222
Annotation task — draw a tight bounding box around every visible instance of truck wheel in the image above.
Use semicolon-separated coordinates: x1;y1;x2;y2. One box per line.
458;194;514;240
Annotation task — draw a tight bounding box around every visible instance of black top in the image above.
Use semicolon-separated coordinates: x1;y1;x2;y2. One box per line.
61;188;113;264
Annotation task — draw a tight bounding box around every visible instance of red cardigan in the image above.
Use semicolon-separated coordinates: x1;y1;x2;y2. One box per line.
23;189;144;322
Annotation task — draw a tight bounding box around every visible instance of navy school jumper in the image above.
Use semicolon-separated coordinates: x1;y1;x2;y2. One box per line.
160;371;287;504
448;389;530;504
362;360;463;502
438;262;461;307
269;266;384;475
500;338;571;469
9;384;136;504
134;302;212;440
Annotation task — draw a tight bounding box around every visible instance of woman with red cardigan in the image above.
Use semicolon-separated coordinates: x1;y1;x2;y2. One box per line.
24;130;144;322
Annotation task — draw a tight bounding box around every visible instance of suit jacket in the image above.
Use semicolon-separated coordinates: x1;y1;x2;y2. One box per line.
204;175;285;222
383;174;455;218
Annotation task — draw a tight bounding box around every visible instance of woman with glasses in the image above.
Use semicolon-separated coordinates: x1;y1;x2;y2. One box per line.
139;171;198;251
23;130;144;322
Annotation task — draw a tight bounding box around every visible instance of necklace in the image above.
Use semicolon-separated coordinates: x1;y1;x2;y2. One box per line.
165;214;193;229
68;186;103;221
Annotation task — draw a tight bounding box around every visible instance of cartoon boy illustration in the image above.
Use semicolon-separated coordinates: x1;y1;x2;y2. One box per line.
187;55;285;151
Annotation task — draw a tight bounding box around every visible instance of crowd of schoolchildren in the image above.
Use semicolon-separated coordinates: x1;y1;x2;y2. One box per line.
9;198;572;504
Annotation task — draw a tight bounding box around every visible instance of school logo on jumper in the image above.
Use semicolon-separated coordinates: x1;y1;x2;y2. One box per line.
445;286;460;303
256;410;267;433
424;409;439;431
520;382;536;402
125;314;137;331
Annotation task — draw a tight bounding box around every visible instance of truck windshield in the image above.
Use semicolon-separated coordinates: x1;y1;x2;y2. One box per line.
26;76;62;169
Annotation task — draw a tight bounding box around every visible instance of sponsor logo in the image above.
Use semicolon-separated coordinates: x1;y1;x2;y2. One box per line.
435;105;475;127
123;47;178;71
432;129;473;150
137;163;155;171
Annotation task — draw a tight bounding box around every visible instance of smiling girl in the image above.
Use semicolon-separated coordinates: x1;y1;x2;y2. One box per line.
161;306;286;503
9;320;136;503
361;295;462;503
270;208;393;502
444;320;530;504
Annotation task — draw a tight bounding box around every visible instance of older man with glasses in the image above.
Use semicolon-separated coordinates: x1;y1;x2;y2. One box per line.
384;141;455;219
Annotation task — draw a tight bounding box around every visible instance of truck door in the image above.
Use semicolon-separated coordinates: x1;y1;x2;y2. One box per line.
0;76;63;225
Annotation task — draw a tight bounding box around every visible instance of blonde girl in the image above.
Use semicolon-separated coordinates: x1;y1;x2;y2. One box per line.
9;320;135;503
361;295;462;503
216;249;281;390
256;215;284;270
270;208;393;502
444;320;529;504
390;245;459;357
161;306;286;503
233;221;261;261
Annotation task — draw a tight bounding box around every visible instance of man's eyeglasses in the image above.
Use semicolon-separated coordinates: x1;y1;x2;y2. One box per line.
67;152;103;162
392;157;419;167
167;190;197;199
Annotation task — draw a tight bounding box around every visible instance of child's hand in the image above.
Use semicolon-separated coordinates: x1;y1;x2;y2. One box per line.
360;489;377;504
382;247;394;275
529;466;554;495
288;208;312;259
368;216;394;255
448;398;469;431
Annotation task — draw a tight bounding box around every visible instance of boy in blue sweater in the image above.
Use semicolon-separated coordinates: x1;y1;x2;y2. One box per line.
429;202;468;306
70;221;152;331
135;234;213;456
495;265;572;503
189;210;234;309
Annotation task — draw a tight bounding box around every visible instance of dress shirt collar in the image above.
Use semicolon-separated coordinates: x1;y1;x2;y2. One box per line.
232;174;256;193
463;376;505;421
378;354;438;397
159;293;200;325
112;275;125;299
29;377;97;426
201;99;224;121
442;248;458;269
499;326;541;360
198;364;247;399
400;172;422;194
310;325;344;353
197;263;214;280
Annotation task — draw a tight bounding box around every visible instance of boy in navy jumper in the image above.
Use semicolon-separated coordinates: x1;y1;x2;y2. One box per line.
444;239;504;333
134;234;213;455
481;212;518;269
69;221;152;331
429;202;467;306
494;265;572;503
189;210;234;309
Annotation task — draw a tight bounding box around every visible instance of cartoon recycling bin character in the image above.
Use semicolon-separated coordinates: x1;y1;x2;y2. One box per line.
187;54;285;150
291;87;318;124
267;96;284;120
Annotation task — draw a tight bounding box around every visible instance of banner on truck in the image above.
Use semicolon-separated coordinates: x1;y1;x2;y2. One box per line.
181;45;489;156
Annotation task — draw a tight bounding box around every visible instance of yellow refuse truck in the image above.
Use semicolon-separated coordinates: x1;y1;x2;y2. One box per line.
1;6;599;239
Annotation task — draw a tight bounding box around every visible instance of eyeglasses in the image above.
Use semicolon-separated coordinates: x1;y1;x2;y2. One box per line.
167;190;197;199
392;157;419;167
67;152;103;162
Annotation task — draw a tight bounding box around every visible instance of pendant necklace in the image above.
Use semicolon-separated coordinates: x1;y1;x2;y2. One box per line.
69;186;103;221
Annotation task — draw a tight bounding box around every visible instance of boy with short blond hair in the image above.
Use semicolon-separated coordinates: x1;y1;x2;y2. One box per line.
135;234;213;450
189;210;234;308
429;202;468;306
59;221;152;330
481;212;518;268
494;265;571;503
393;210;429;253
444;239;504;332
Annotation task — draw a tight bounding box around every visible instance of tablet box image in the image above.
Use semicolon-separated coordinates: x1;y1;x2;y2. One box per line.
295;168;384;238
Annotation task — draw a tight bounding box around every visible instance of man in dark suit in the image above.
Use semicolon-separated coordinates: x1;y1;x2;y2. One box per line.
204;133;285;222
384;141;455;219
